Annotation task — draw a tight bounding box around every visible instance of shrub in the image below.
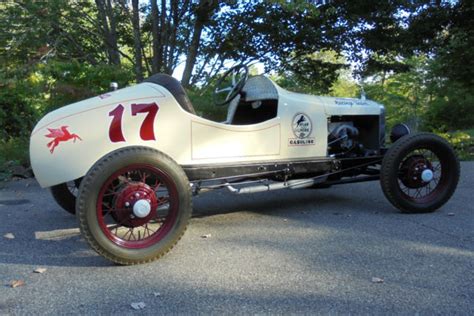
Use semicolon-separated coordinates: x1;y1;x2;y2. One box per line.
0;87;39;139
423;84;474;132
436;131;474;161
0;137;30;180
41;61;134;113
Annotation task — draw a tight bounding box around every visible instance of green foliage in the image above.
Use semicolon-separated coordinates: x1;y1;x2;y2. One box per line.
211;1;350;81
464;129;474;138
360;55;473;134
364;57;429;130
273;51;355;96
423;83;474;131
0;137;30;181
0;85;39;139
0;137;29;166
329;77;359;99
274;51;347;95
40;60;134;112
0;1;103;71
187;87;227;122
435;131;474;161
421;17;474;131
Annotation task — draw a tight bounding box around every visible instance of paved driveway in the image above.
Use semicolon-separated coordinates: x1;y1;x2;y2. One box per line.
0;162;473;314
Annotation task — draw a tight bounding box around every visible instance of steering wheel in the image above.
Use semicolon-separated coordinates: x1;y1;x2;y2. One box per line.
213;64;249;106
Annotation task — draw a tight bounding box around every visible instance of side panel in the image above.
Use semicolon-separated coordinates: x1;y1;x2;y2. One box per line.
276;90;328;158
191;120;280;160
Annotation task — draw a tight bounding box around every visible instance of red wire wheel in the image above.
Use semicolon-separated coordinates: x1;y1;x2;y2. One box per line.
381;133;460;213
77;147;192;265
97;164;179;249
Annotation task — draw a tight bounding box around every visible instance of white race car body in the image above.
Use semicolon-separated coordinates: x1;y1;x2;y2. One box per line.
29;70;460;265
30;76;383;188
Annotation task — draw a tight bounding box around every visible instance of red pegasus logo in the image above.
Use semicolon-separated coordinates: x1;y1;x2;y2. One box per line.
45;126;82;153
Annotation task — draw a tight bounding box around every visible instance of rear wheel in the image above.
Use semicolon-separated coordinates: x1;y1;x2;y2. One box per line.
76;147;192;265
380;133;460;213
50;178;82;215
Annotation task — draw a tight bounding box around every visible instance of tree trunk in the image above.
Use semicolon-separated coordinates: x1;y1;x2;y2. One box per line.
181;0;217;87
181;20;203;87
150;0;160;73
105;0;120;65
131;0;143;81
159;0;166;73
166;0;179;74
95;0;120;65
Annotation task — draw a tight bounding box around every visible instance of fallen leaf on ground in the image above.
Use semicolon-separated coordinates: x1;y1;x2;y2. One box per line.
131;302;146;310
371;277;384;283
33;268;47;274
10;280;25;288
3;233;15;239
201;234;212;239
447;213;455;216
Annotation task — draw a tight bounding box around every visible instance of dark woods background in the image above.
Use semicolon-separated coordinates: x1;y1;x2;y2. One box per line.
0;0;473;175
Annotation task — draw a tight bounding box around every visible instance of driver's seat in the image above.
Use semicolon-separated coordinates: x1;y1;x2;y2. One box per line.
144;74;197;115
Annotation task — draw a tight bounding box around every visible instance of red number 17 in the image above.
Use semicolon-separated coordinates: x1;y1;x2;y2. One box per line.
108;103;159;143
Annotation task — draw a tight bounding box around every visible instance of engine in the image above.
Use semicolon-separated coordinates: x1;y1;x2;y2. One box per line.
328;122;360;156
328;115;383;157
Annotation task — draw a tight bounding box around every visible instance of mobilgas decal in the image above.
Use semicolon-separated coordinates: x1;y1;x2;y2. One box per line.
45;126;82;154
289;113;315;146
335;98;368;106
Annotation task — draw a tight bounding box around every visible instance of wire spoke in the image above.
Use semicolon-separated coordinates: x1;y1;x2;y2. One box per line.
152;180;161;191
157;196;169;206
397;148;444;200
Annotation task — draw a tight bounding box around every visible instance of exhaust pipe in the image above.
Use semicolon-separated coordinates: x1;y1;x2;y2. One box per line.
225;176;327;194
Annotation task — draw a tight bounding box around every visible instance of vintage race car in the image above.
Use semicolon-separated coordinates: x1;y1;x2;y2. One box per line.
30;65;460;265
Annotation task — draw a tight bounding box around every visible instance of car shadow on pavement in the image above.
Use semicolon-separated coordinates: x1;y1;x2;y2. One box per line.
192;183;396;219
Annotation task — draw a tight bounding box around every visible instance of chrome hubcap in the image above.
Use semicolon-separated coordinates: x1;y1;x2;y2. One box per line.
421;169;434;182
133;199;152;218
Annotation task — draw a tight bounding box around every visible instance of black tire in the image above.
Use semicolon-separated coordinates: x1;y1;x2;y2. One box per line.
50;179;81;215
76;146;192;265
380;132;460;213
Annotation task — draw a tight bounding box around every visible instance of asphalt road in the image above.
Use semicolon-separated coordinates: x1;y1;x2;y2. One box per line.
0;162;473;315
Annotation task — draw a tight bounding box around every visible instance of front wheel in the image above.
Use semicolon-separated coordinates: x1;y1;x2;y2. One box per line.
76;147;192;265
380;133;460;213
